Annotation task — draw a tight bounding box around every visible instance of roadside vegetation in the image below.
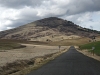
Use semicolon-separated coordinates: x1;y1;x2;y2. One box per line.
79;41;100;56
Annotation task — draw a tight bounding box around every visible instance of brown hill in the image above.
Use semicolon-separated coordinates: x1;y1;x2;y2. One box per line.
0;17;99;42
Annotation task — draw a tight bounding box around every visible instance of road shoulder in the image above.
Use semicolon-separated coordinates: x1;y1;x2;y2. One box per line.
76;46;100;61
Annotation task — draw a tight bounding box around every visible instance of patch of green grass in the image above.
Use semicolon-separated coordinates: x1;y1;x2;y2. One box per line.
0;42;26;50
79;41;100;56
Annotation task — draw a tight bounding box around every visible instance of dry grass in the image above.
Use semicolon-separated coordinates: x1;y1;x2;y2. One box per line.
48;37;90;46
0;35;98;75
95;36;100;41
0;59;35;75
0;37;91;46
0;39;26;50
0;44;67;66
0;42;69;75
30;34;81;42
0;47;69;75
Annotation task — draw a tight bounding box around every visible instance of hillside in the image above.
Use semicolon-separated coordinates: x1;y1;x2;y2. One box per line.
0;17;99;42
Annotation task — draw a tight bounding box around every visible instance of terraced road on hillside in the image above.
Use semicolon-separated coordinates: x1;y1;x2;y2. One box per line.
27;46;100;75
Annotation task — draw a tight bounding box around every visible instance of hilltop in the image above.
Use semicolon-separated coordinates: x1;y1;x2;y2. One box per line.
0;17;99;42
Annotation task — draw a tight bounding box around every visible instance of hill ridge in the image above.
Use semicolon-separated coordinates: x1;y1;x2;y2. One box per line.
0;17;99;41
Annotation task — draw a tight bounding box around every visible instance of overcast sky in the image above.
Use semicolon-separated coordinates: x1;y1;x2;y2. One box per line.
0;0;100;31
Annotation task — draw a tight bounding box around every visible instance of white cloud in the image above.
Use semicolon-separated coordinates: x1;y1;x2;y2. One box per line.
7;27;14;30
0;7;20;30
61;12;100;31
61;12;92;24
80;12;100;30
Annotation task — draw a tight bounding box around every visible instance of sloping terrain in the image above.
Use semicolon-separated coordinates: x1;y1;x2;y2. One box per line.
0;17;99;41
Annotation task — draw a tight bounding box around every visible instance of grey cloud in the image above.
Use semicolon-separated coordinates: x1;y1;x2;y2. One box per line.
1;0;100;31
19;8;38;19
89;19;94;22
8;15;41;28
8;18;39;28
0;0;44;8
61;14;83;24
66;0;100;15
34;0;100;17
1;0;100;15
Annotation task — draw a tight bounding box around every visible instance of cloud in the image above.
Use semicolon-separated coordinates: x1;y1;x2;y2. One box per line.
61;12;100;31
0;0;100;31
7;7;41;28
66;0;100;15
0;0;44;8
84;21;100;30
1;0;100;14
0;7;20;31
61;12;92;24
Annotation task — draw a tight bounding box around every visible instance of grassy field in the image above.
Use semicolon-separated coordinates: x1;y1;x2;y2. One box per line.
79;41;100;56
49;37;90;46
0;39;26;50
0;39;50;50
0;37;90;50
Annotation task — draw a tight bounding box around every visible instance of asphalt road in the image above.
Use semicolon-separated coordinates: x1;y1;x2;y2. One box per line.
27;46;100;75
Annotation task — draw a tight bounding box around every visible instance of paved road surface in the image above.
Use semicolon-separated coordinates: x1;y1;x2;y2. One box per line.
27;46;100;75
